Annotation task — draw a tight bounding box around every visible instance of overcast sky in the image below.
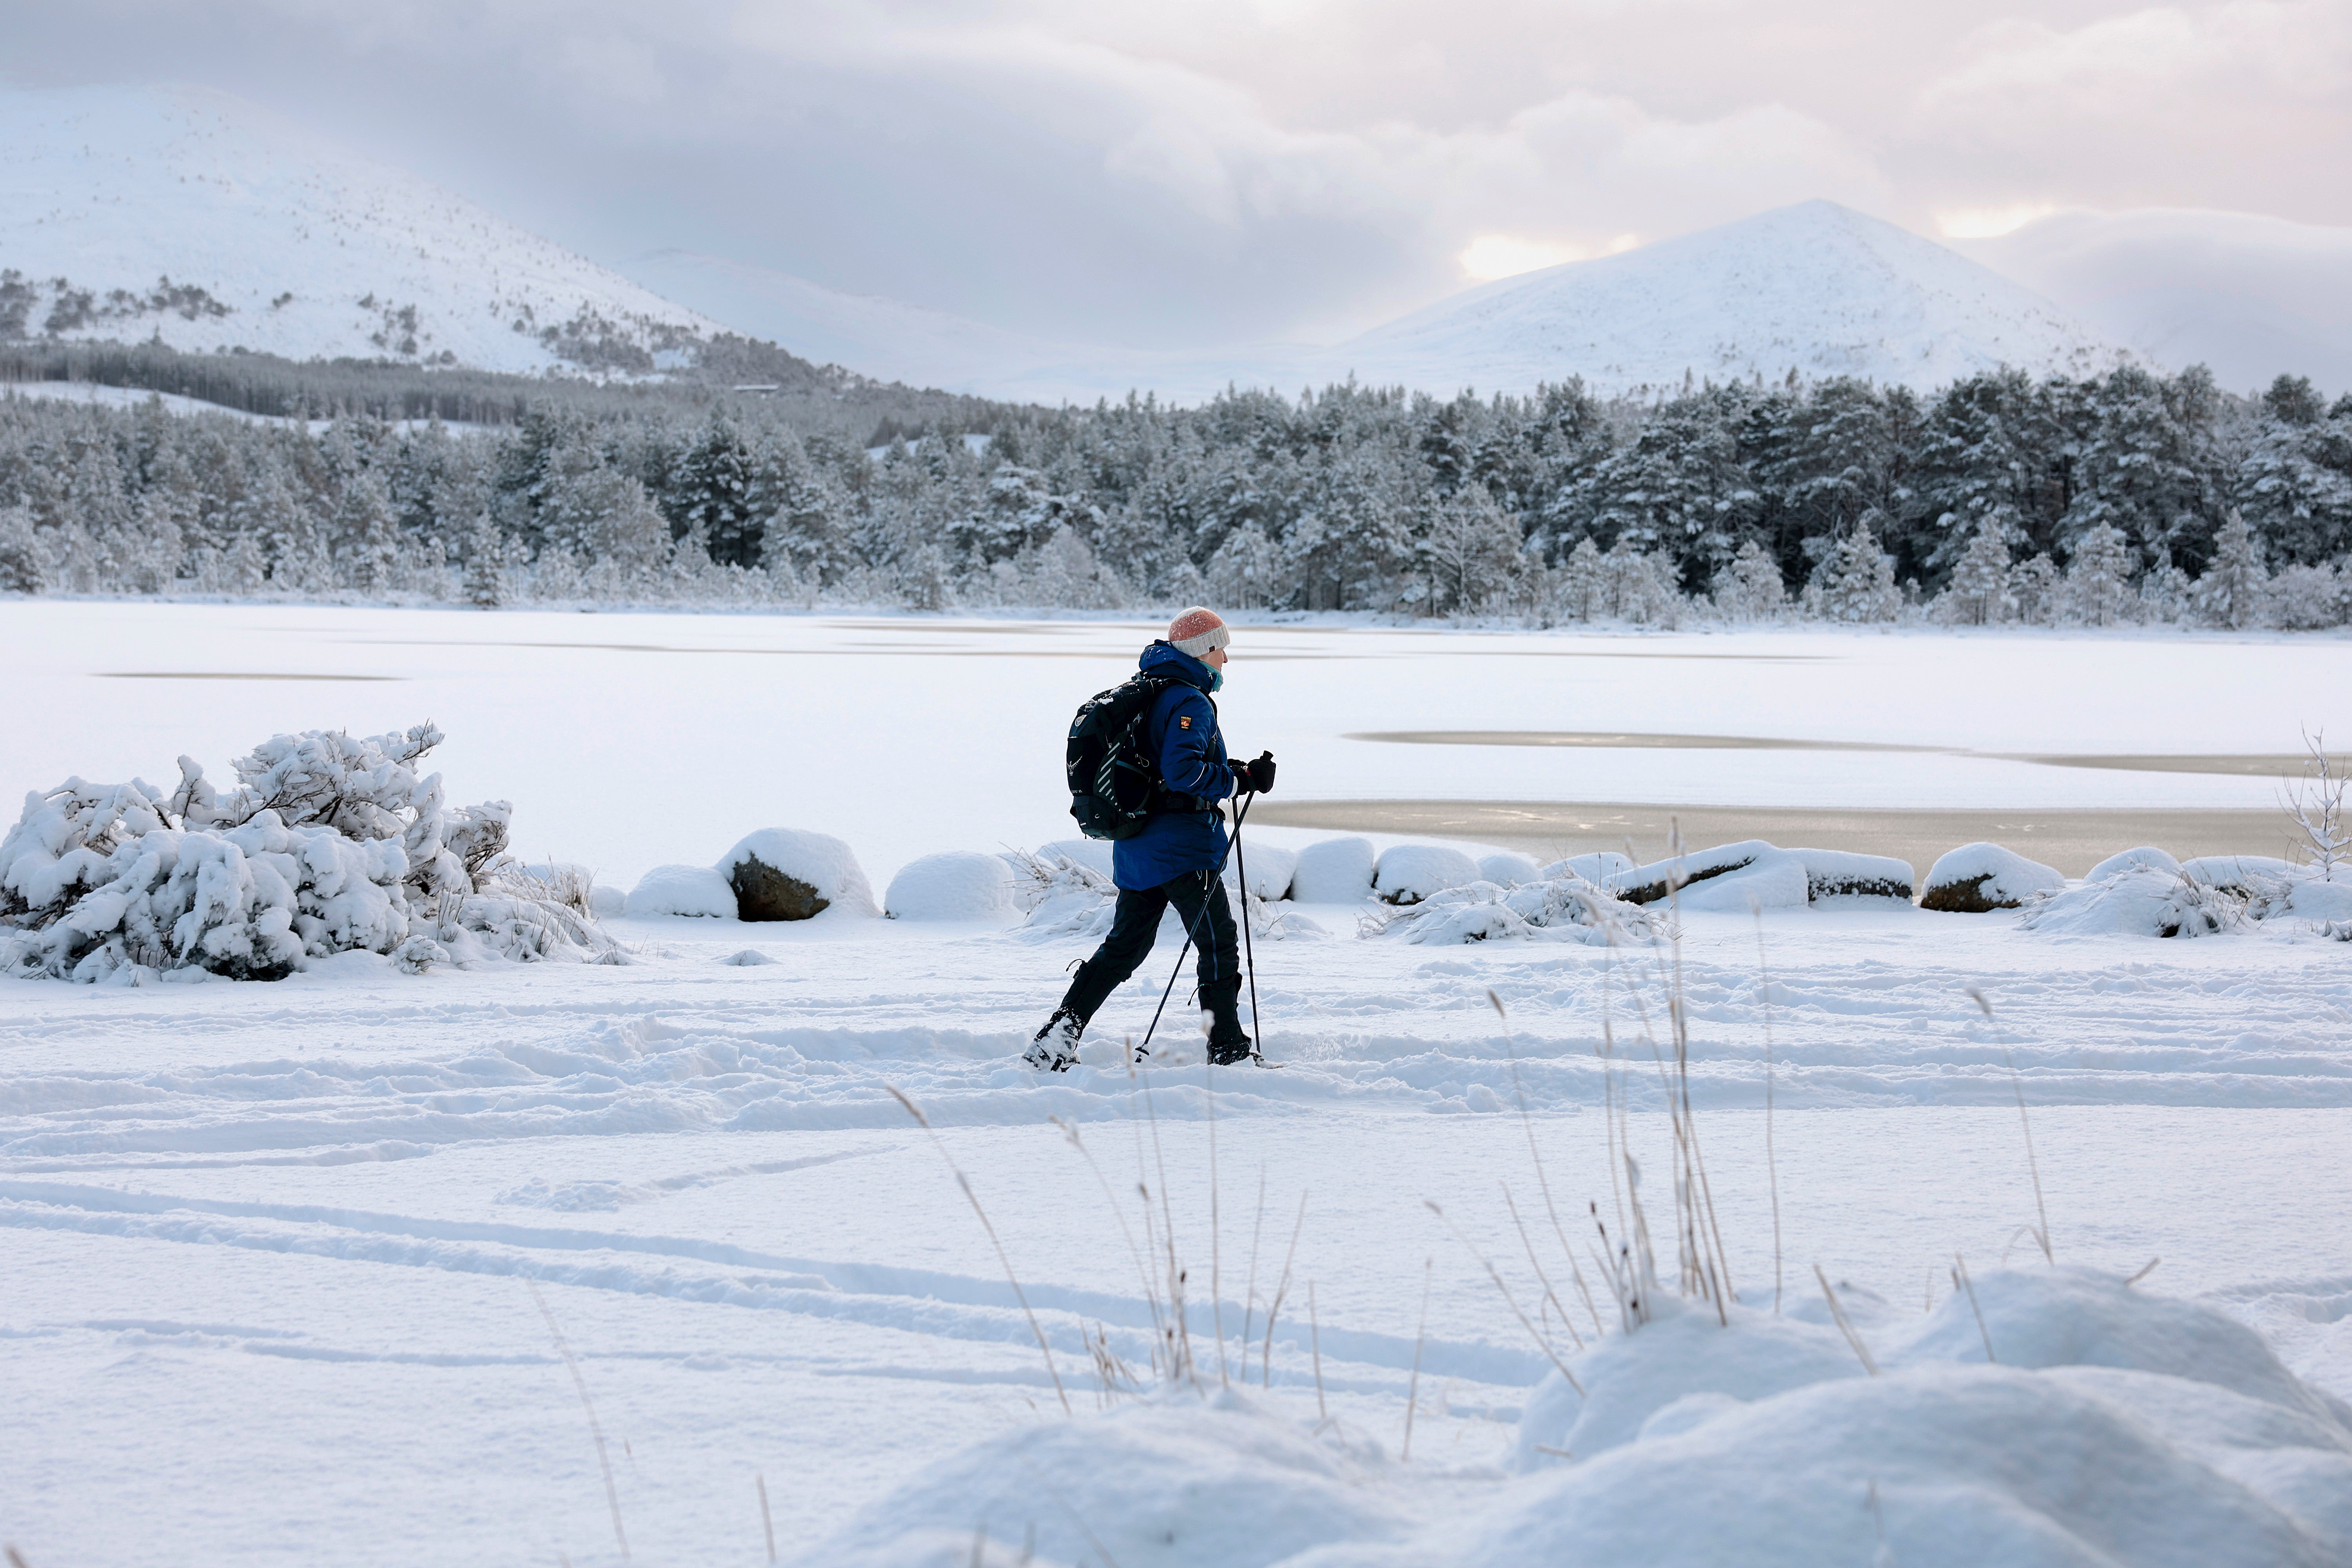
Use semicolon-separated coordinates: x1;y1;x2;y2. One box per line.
6;0;2347;348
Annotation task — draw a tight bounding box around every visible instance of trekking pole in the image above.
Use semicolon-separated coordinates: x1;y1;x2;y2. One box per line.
1135;791;1255;1060
1232;793;1263;1059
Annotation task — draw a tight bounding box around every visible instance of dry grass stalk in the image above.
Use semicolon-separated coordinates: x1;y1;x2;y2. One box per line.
1401;1255;1432;1461
1263;1191;1308;1387
757;1473;777;1563
1488;989;1605;1339
887;1083;1071;1415
1814;1265;1880;1376
1209;1057;1228;1387
1309;1280;1328;1424
1240;1165;1267;1358
1952;1253;1996;1363
1053;1116;1167;1375
1966;987;2053;1263
1751;898;1785;1314
1426;1200;1584;1394
525;1277;631;1563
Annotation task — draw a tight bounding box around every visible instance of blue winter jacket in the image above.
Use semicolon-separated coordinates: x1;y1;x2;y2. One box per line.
1111;641;1234;890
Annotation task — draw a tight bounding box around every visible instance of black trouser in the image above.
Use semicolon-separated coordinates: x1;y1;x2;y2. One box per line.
1059;869;1245;1043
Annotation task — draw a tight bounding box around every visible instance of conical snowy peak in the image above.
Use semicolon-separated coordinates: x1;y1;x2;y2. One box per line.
1333;200;2133;394
0;84;722;374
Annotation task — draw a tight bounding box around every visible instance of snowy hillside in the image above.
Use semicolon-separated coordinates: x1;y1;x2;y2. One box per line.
1957;209;2352;396
1329;201;2132;396
0;85;725;375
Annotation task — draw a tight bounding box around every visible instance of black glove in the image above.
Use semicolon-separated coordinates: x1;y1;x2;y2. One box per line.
1229;759;1254;794
1246;751;1276;795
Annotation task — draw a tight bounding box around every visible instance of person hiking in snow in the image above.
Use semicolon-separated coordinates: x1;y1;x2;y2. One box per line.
1028;606;1275;1071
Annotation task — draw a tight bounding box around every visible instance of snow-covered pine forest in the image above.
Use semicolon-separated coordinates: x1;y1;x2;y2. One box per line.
3;363;2348;629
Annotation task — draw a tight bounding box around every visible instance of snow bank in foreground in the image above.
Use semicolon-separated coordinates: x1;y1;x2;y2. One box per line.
886;851;1020;921
719;828;878;920
814;1267;2352;1567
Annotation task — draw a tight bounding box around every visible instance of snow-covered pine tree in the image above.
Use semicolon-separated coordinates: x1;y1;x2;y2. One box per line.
2010;553;2060;625
2267;563;2347;630
1713;537;1786;622
2193;509;2268;630
1934;515;2011;626
1417;483;1521;615
1207;523;1279;610
0;505;44;594
2063;521;2136;627
1555;536;1604;621
462;511;507;608
336;468;400;596
1815;521;1902;623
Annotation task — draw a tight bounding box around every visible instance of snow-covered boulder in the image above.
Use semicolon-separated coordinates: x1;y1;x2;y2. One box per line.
1789;848;1915;902
1374;877;1660;946
885;851;1019;922
1373;843;1481;905
2021;866;2244;938
1034;837;1116;878
1477;851;1543;887
2087;845;2182;881
1222;843;1298;901
627;864;736;918
1290;837;1376;903
1609;841;1792;907
1920;842;2065;912
1541;851;1634;884
719;829;877;921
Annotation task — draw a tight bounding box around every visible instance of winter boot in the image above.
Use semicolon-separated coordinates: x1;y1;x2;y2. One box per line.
1201;982;1253;1067
1025;1007;1085;1072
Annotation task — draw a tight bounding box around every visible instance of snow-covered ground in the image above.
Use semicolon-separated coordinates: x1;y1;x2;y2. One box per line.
4;603;2350;1566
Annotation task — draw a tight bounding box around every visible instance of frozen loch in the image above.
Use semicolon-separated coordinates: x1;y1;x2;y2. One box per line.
2;604;2350;1567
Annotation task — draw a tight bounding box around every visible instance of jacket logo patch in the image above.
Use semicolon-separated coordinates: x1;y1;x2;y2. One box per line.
1178;716;1191;729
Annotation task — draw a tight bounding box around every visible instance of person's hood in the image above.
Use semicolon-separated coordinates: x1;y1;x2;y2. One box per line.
1139;639;1218;692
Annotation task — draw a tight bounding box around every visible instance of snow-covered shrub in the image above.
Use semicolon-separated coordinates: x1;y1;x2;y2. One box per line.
1372;843;1482;905
626;864;737;918
1539;851;1633;883
1920;842;2065;912
2086;845;2181;881
1711;539;1786;622
2178;854;2297;895
1476;851;1542;886
1009;849;1118;938
886;851;1019;922
0;722;605;980
719;829;877;921
1370;876;1659;946
2020;867;2245;938
1290;837;1376;903
1034;837;1116;879
1221;842;1297;902
2267;562;2347;629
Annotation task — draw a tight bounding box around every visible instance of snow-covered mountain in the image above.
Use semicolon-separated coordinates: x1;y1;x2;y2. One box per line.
1323;201;2131;397
0;85;724;375
1955;208;2352;396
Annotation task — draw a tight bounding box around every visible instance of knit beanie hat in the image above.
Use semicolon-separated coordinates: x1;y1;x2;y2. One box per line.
1167;606;1230;659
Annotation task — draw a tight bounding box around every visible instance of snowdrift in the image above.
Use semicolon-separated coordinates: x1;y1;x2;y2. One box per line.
812;1267;2352;1568
0;723;615;980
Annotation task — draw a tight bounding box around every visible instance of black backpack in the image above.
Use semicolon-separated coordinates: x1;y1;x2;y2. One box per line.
1065;675;1213;839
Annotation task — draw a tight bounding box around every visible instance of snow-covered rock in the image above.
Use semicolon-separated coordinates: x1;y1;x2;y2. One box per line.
1291;837;1377;903
1223;843;1298;902
1477;851;1543;887
884;851;1019;922
2088;845;2183;881
625;864;737;919
2021;866;2244;938
1920;843;2066;913
1788;848;1916;902
1373;843;1482;905
1609;841;1785;906
719;829;877;921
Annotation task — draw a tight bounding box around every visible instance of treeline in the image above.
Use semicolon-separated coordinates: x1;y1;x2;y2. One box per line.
1;363;2348;629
